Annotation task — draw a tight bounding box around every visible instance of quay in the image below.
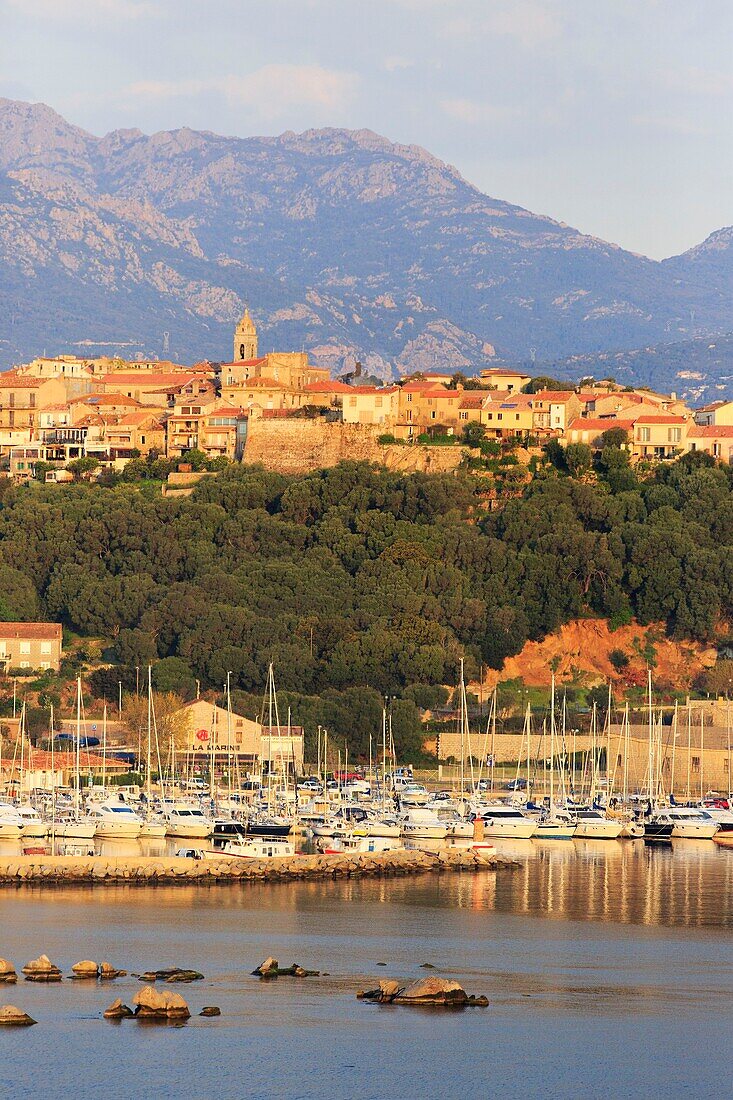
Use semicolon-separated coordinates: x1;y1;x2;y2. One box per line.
0;847;514;887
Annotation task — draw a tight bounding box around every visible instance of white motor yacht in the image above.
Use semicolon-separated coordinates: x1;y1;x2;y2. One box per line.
398;783;430;807
0;803;24;839
317;834;403;855
164;803;213;839
216;836;294;859
570;809;624;839
53;815;97;840
15;803;49;839
400;807;447;841
651;806;719;839
474;803;537;839
88;800;143;839
699;801;733;832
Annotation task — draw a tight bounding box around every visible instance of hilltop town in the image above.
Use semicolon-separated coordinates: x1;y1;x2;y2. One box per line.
2;307;732;485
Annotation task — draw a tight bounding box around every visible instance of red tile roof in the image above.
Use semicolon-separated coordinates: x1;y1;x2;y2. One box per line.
0;372;43;389
303;380;353;393
634;415;687;424
533;390;577;402
688;425;733;438
0;622;61;640
567;418;635;433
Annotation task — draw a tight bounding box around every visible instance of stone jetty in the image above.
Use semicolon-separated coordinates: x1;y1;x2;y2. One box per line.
0;847;514;888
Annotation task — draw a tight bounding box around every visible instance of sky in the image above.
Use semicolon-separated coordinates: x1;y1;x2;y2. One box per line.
1;0;731;259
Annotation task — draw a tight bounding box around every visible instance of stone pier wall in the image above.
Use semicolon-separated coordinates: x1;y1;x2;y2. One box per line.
0;848;512;887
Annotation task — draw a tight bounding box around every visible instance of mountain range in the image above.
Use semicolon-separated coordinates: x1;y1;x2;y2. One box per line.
0;98;731;394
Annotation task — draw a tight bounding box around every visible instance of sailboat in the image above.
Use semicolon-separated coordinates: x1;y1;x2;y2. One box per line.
533;677;576;839
55;678;96;840
139;671;166;838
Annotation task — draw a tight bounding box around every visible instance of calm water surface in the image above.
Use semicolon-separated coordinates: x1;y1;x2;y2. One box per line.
0;840;731;1099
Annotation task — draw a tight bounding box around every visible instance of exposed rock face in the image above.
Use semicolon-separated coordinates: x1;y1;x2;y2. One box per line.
0;1004;36;1026
0;97;729;392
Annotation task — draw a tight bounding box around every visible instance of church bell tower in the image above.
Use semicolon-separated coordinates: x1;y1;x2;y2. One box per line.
233;306;258;361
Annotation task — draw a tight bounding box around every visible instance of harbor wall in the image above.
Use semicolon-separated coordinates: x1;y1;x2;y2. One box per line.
0;847;512;887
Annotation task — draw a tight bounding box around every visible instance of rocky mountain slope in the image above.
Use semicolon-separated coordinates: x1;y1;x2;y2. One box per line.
0;98;730;379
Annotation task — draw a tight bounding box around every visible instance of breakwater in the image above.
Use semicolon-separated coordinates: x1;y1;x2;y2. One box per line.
0;847;514;886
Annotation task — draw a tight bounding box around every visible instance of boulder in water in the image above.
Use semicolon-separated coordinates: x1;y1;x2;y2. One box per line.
0;1004;36;1026
252;956;278;978
199;1006;221;1017
0;959;17;984
103;998;134;1020
22;955;62;982
99;962;127;980
133;985;190;1020
71;960;99;978
394;978;468;1005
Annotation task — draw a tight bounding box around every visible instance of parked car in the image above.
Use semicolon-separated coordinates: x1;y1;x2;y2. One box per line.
504;778;527;791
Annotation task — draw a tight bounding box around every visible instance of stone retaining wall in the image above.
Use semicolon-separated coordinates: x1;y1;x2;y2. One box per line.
243;419;466;475
0;848;513;886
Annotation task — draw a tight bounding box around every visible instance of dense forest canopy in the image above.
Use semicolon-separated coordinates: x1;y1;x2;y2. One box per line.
0;454;730;759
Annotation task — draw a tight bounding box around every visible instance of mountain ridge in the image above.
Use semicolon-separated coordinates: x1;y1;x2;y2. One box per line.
0;98;730;392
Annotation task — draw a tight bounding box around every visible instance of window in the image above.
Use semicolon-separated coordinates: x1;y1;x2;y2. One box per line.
375;397;382;408
19;642;31;655
498;413;503;421
30;394;36;408
406;393;413;403
40;662;50;670
431;411;436;420
668;427;681;443
407;410;412;421
459;412;468;421
639;427;650;443
40;641;51;655
141;436;146;445
692;756;700;772
516;414;520;421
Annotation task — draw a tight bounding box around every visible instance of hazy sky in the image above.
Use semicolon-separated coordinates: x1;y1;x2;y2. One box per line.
2;0;731;259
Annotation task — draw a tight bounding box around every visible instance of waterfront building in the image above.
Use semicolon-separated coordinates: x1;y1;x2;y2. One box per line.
173;699;304;775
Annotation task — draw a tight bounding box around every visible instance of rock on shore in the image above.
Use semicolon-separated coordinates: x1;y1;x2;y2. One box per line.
0;847;514;888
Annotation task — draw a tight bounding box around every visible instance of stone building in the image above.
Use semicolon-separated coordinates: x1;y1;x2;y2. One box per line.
0;622;63;672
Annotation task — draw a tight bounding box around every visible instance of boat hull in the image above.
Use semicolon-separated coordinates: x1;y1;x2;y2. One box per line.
481;820;537;839
55;821;96;840
574;821;624;839
165;823;211;839
671;824;719;839
534;823;576;840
